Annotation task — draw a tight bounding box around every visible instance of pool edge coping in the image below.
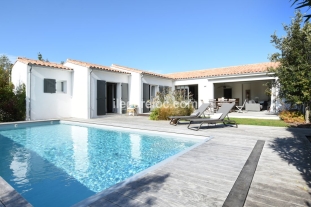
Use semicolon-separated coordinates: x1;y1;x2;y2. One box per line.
60;119;210;140
0;176;33;207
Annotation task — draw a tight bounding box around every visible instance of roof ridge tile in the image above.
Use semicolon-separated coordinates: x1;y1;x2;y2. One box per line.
111;64;172;79
17;57;72;70
66;59;130;74
166;62;279;79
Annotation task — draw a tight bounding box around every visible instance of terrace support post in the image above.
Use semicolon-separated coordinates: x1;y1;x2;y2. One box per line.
306;105;310;124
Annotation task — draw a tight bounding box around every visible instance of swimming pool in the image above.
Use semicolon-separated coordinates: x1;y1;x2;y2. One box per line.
0;121;206;207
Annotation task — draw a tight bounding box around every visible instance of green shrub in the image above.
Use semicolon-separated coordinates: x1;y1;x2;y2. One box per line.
0;83;26;122
149;89;194;120
150;108;159;120
149;105;194;120
0;55;26;122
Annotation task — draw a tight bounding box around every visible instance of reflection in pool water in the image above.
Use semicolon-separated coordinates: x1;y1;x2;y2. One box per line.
0;123;198;207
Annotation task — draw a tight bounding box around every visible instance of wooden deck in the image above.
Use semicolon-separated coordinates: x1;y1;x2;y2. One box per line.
67;115;311;207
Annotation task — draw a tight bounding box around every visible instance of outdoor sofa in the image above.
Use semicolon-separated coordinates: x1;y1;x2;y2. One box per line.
245;100;261;111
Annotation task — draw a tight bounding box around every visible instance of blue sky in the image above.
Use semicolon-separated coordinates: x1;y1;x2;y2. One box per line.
0;0;308;73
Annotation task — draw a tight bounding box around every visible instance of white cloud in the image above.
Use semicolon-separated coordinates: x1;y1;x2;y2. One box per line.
0;53;18;63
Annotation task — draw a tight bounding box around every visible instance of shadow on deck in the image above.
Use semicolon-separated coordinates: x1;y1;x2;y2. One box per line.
85;173;171;207
269;135;311;206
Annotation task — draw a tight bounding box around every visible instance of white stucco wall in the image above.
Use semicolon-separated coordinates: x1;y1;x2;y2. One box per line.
64;62;89;119
270;79;281;113
210;74;274;105
11;61;28;89
119;73;175;114
129;73;141;110
175;73;275;107
13;59;279;119
29;66;72;120
90;69;129;118
214;82;245;105
141;76;173;87
213;82;266;105
12;62;73;120
140;75;174;113
174;78;210;106
208;73;275;83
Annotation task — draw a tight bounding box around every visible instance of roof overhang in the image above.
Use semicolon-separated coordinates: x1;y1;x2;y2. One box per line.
89;66;131;75
26;63;73;71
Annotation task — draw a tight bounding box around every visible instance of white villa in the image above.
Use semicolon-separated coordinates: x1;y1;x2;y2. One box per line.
11;57;280;120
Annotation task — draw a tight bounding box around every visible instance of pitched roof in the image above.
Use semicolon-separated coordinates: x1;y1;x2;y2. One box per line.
17;58;279;79
17;57;72;70
166;62;280;79
67;59;130;74
111;64;172;79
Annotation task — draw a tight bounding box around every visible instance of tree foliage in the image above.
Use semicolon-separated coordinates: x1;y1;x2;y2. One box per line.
291;0;311;21
0;55;13;81
149;89;194;120
0;55;26;122
268;11;311;109
38;52;49;62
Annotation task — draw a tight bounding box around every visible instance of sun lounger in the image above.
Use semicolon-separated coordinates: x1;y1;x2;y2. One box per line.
187;102;237;130
169;103;210;126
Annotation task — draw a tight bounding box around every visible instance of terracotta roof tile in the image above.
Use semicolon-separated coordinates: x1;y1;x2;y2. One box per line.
166;62;280;79
111;64;172;79
67;59;130;74
17;58;279;80
17;57;72;70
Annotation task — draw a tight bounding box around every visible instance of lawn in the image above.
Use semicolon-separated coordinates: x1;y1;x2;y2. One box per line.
230;118;289;127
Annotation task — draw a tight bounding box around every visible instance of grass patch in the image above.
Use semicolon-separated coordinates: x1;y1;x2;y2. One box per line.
230;118;289;127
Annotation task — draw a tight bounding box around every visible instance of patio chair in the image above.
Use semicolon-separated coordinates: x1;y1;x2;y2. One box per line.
217;98;227;109
236;99;247;113
187;102;237;130
169;103;210;126
209;99;217;111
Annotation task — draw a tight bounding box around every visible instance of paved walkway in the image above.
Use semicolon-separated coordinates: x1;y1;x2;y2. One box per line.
66;115;311;207
229;110;280;120
141;110;280;120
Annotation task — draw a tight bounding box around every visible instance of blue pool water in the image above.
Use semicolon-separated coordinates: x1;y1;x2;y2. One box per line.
0;122;199;207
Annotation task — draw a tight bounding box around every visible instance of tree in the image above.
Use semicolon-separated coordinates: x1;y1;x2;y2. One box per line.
0;55;26;122
38;52;43;61
0;55;13;82
0;55;12;70
291;0;311;21
268;11;311;122
38;52;49;62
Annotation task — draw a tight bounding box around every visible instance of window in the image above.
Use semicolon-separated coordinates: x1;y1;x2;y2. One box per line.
159;85;171;94
60;81;67;93
175;85;189;100
44;79;56;93
159;86;164;93
57;81;67;93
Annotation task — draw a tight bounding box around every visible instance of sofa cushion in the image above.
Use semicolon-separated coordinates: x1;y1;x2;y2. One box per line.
245;103;260;111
